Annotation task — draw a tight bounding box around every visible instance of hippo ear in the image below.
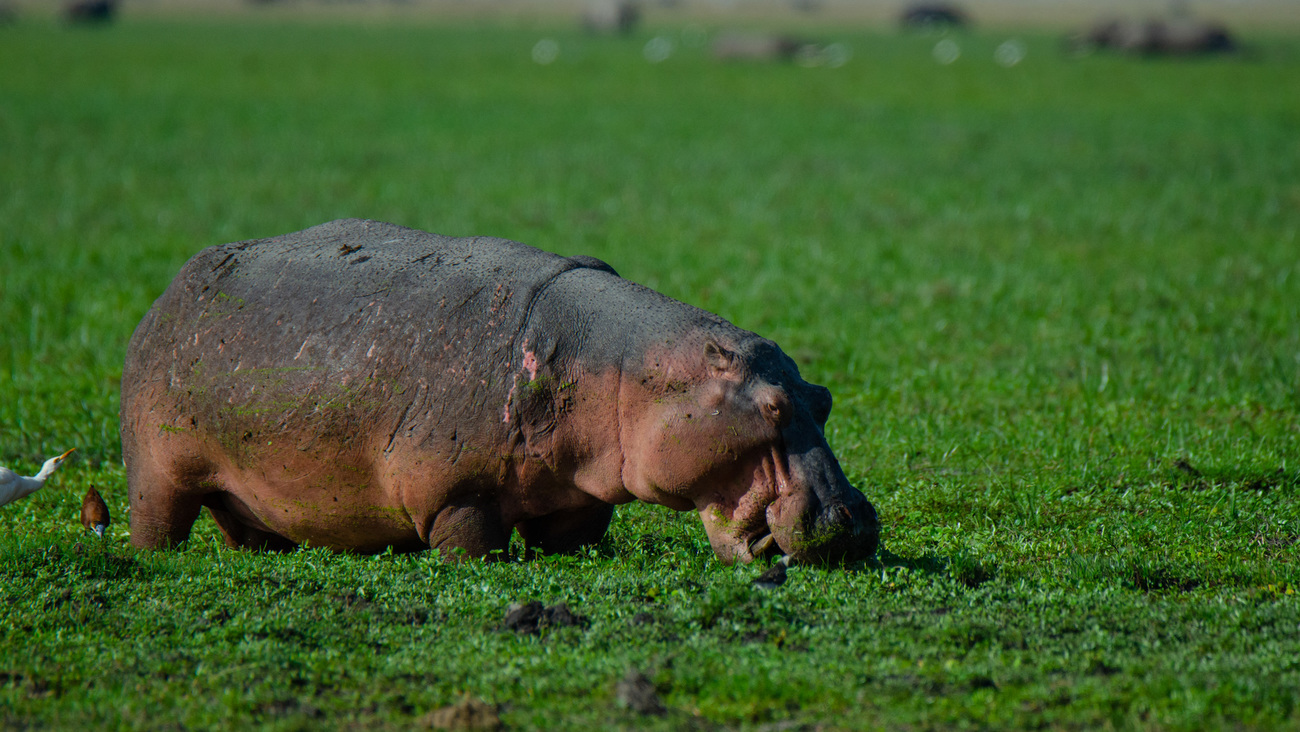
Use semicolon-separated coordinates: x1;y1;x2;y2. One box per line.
704;340;737;375
806;384;833;424
568;254;620;278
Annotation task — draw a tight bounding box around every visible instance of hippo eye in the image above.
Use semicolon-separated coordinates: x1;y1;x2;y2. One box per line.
762;392;793;428
763;401;782;425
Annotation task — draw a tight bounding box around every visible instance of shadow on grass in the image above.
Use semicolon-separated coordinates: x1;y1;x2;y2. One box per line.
872;547;998;589
1166;461;1299;493
1064;553;1204;592
0;541;155;582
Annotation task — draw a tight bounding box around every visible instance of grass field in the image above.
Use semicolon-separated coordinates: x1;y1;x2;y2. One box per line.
2;16;1299;731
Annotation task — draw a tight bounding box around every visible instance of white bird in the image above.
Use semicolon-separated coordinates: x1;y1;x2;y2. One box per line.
0;449;76;508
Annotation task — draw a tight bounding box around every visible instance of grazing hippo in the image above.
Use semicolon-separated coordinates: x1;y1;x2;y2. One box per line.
1069;17;1235;56
121;219;879;565
582;0;639;35
64;0;116;24
899;3;969;30
710;32;810;63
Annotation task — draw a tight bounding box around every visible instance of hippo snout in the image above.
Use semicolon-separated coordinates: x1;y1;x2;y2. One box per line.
816;491;880;563
782;488;880;565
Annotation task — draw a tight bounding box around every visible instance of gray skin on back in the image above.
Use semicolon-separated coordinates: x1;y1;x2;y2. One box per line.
121;219;879;564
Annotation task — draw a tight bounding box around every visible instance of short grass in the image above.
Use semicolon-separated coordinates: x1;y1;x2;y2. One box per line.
2;17;1299;731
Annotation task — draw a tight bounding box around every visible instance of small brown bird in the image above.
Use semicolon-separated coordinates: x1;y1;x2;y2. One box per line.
80;485;110;537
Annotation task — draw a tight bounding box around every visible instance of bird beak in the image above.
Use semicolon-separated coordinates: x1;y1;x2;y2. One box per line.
94;525;106;538
57;448;77;462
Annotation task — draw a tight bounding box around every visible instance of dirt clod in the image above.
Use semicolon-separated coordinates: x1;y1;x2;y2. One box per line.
504;601;589;634
615;669;665;716
424;696;501;730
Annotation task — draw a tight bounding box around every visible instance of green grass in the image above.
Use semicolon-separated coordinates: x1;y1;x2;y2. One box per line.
2;17;1299;730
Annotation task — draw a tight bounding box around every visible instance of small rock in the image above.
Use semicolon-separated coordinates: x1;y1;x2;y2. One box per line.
615;669;665;716
752;555;792;590
424;696;501;730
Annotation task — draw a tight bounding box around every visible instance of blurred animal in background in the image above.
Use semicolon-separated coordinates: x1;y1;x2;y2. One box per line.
1068;17;1236;56
711;31;811;62
0;450;76;509
81;486;111;538
64;0;116;24
899;3;969;30
0;1;18;25
582;0;639;35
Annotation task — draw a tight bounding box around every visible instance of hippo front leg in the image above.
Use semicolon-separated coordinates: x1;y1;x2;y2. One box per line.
516;503;615;557
426;500;512;559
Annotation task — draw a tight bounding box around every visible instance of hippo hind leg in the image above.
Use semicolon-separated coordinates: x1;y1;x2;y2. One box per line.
204;495;298;552
127;457;209;549
517;503;615;558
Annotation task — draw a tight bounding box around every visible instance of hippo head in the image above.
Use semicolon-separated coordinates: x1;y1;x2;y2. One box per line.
619;333;879;565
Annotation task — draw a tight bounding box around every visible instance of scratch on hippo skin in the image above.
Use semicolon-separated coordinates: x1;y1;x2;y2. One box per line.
503;376;518;423
294;339;309;360
384;392;418;454
523;349;539;381
210;252;235;273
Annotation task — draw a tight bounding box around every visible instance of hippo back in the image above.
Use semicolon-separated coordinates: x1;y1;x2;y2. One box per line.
122;219;589;469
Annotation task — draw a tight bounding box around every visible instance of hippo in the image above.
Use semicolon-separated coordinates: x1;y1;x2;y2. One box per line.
1068;17;1236;56
581;0;639;36
710;32;810;63
121;219;879;565
64;0;116;24
899;3;969;31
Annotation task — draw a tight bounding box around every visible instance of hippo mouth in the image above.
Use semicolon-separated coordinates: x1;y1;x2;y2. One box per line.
696;419;879;565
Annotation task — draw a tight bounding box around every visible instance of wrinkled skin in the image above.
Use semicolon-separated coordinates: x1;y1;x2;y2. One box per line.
121;219;878;564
